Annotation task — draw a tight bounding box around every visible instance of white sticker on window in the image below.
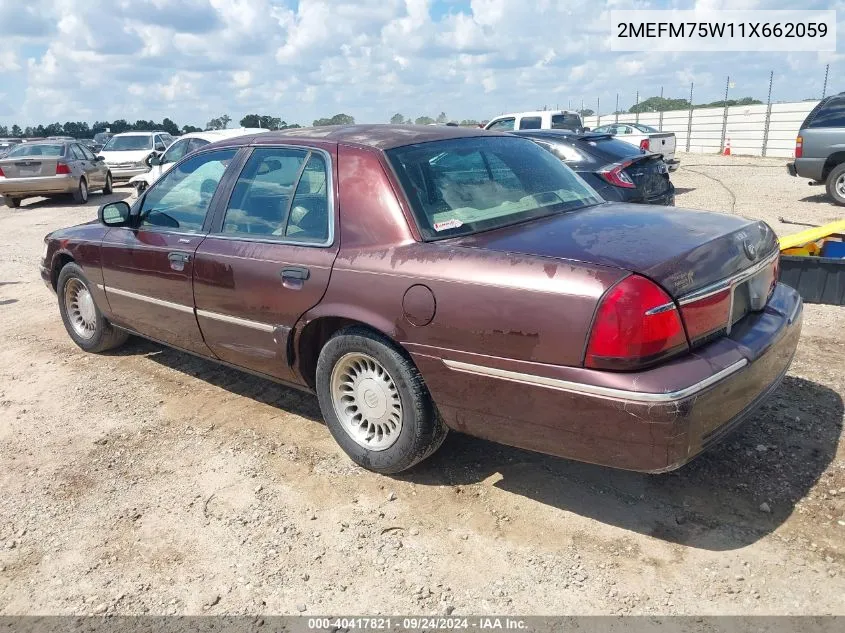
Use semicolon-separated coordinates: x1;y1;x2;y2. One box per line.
433;219;463;232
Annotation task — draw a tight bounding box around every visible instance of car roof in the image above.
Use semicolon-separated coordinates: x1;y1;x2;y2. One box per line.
513;130;609;141
490;110;580;120
113;130;167;136
179;128;269;142
203;124;509;151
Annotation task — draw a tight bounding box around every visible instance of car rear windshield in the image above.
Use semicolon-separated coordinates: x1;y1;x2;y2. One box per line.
387;136;602;240
631;123;659;133
103;135;152;151
551;113;582;130
578;135;650;160
4;143;65;158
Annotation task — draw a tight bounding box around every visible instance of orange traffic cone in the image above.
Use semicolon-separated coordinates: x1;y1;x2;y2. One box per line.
723;137;731;156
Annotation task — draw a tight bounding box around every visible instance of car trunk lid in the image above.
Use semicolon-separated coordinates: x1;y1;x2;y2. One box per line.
444;202;779;301
0;156;60;178
623;155;671;198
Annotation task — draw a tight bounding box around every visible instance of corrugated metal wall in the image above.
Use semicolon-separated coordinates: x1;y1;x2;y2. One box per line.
583;100;819;158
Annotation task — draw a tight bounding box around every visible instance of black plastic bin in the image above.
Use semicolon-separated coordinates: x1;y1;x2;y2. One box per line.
779;255;845;306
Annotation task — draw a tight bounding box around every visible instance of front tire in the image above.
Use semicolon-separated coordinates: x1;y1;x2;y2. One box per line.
315;327;447;474
72;178;88;204
102;173;113;195
57;262;128;353
826;163;845;206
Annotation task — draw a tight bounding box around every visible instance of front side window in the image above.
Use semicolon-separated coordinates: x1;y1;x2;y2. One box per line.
222;147;330;242
139;149;237;233
387;136;602;240
188;138;210;153
486;117;515;131
79;144;97;160
103;135;153;151
161;139;190;165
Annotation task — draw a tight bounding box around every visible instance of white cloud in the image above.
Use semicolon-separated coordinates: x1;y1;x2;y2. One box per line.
0;0;840;130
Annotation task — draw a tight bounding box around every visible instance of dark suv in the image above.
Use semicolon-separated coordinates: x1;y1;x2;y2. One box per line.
787;92;845;205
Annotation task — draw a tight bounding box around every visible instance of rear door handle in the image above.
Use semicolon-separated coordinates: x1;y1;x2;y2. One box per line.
281;266;309;281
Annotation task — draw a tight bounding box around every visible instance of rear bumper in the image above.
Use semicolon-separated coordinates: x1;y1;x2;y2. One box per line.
786;162;797;177
0;175;76;197
665;158;680;172
411;283;802;472
792;157;825;181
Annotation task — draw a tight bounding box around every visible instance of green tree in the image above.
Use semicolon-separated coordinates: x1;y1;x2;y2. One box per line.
205;115;232;130
390;113;405;124
578;109;595;117
161;118;180;136
240;114;261;127
436;111;447;124
313;113;355;126
110;119;131;133
459;119;480;126
182;124;202;133
695;96;763;109
11;124;22;137
629;96;691;114
43;122;63;136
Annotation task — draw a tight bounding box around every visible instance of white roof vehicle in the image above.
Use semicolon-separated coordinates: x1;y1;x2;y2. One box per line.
99;131;174;181
591;123;679;172
129;128;268;194
483;110;584;133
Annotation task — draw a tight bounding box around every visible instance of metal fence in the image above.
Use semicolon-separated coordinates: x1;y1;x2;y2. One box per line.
583;100;818;158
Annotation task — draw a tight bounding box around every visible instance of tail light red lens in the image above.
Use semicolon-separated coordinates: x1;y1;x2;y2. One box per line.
0;166;4;177
585;275;688;370
679;288;732;343
55;163;71;175
795;136;803;158
639;138;650;151
598;160;636;189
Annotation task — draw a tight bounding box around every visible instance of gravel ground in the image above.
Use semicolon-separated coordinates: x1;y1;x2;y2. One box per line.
0;155;843;616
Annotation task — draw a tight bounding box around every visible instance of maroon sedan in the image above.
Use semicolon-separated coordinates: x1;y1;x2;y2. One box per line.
40;125;802;474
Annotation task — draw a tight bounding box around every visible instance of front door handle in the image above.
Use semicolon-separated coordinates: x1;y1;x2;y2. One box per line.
168;251;191;271
281;266;309;290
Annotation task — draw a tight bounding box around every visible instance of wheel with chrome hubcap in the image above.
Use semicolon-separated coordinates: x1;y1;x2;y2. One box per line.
57;262;129;353
72;178;88;203
316;326;447;473
826;163;845;206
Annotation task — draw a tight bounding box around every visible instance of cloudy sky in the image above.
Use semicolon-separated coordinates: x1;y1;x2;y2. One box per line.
0;0;842;129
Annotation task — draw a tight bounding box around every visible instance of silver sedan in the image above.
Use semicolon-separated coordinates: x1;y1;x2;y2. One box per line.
0;141;112;208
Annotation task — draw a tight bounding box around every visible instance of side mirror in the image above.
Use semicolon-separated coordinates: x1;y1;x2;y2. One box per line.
99;201;132;227
95;155;105;162
146;154;160;167
582;127;590;132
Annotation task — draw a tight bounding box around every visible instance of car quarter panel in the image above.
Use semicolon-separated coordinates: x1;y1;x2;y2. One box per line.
42;223;110;312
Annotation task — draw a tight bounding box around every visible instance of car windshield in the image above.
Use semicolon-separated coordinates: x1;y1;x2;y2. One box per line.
5;143;64;158
631;124;659;133
387;136;603;240
103;135;152;151
94;133;112;144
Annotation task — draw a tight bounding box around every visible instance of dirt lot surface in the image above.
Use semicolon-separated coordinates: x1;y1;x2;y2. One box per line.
1;154;843;615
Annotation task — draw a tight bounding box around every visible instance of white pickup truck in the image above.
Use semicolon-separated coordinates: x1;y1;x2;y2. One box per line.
591;123;679;172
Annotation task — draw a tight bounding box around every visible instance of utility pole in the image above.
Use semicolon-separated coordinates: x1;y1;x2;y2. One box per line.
615;93;619;123
762;71;774;157
686;82;694;152
658;86;664;131
720;76;731;153
822;64;830;99
634;91;640;123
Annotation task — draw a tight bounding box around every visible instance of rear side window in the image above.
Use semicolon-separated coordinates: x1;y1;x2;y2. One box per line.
551;114;582;130
69;144;86;160
222;148;331;243
519;116;542;130
807;96;845;128
486;118;515;131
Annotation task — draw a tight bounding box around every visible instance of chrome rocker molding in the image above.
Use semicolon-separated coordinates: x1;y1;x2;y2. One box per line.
443;358;749;403
105;286;277;332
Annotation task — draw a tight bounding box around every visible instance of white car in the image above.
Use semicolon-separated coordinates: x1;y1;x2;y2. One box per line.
484;110;584;133
591;123;680;172
128;128;268;194
98;131;174;181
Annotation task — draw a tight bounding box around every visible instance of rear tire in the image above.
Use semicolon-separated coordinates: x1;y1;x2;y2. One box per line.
57;262;128;353
315;326;447;474
72;178;88;204
826;163;845;206
4;197;20;208
102;173;113;195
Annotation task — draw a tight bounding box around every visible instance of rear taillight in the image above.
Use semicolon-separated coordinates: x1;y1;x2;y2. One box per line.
639;138;650;151
585;275;688;370
679;288;732;343
795;136;803;158
56;163;71;175
0;166;4;177
598;160;636;189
